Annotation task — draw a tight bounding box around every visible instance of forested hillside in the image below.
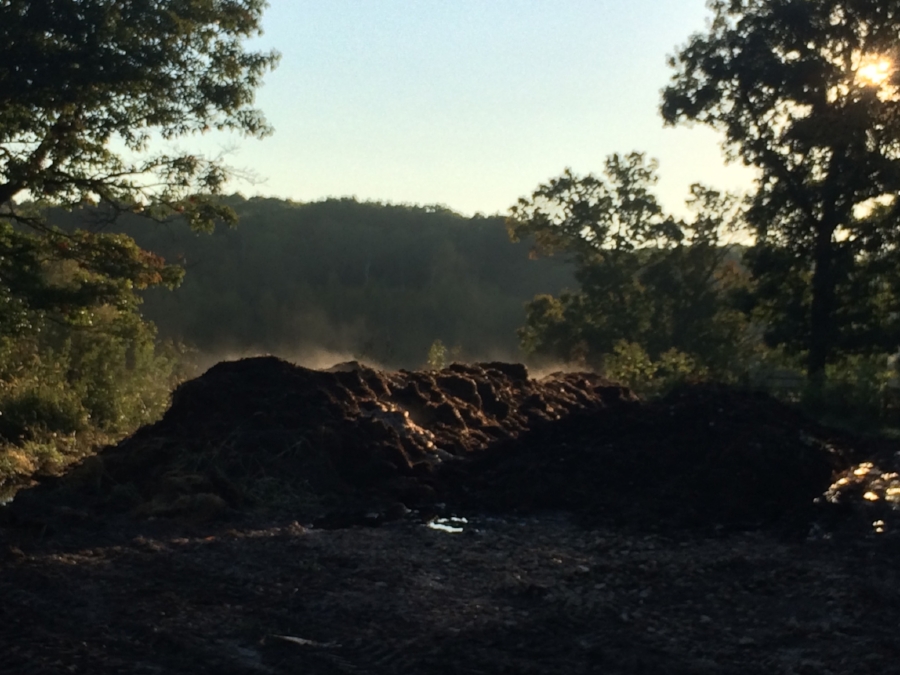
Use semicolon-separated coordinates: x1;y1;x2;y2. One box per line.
52;196;576;368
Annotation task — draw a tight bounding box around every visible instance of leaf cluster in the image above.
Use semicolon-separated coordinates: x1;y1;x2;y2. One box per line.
662;0;900;374
509;154;750;375
507;153;681;264
0;0;278;328
0;306;187;493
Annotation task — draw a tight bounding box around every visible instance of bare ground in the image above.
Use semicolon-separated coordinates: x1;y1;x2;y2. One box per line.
2;513;899;675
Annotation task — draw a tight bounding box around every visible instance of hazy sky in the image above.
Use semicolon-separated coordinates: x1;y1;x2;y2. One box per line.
198;0;758;216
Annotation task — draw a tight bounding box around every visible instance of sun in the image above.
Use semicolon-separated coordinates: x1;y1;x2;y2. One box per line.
857;56;893;87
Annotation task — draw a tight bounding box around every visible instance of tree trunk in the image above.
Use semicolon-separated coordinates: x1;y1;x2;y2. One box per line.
807;221;837;384
0;181;23;206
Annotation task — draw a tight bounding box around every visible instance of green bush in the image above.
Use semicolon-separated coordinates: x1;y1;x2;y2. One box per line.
0;387;89;440
801;354;895;429
602;340;707;396
0;309;187;492
426;339;448;370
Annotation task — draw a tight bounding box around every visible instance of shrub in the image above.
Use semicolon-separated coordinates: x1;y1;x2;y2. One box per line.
0;309;188;493
602;340;707;396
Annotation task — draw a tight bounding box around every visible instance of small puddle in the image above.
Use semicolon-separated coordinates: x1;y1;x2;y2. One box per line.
426;516;468;533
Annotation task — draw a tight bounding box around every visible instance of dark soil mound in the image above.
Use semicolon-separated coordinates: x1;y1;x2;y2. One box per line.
8;356;896;535
448;385;850;531
7;357;631;523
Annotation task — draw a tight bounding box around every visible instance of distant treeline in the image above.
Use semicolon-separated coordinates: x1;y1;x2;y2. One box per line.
53;196;575;367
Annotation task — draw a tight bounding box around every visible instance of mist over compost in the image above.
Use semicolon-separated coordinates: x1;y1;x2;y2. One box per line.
7;356;896;537
47;197;577;369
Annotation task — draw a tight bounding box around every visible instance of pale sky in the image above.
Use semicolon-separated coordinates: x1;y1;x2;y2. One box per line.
198;0;758;217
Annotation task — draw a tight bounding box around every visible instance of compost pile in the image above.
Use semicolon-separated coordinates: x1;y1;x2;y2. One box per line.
8;355;894;534
450;385;845;531
9;357;634;525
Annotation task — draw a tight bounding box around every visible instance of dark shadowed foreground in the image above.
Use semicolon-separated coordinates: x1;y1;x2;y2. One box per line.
2;357;899;674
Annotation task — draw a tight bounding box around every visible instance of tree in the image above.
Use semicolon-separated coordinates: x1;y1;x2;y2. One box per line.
507;153;670;365
0;0;279;326
661;0;900;381
508;153;747;373
509;153;678;264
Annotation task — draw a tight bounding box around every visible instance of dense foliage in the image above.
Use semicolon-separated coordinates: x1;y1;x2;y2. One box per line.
0;309;186;496
0;0;277;492
661;0;900;380
508;153;750;379
0;0;278;325
50;196;576;368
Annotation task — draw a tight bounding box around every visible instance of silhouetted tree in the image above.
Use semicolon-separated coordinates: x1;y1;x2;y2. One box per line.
662;0;900;381
508;153;747;372
0;0;279;327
